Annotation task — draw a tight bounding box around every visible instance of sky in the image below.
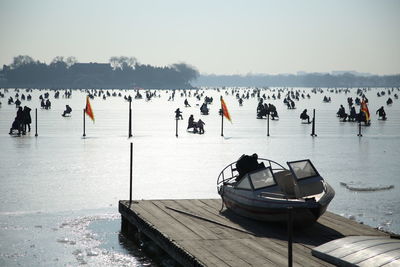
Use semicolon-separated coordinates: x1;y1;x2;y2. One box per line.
0;0;399;75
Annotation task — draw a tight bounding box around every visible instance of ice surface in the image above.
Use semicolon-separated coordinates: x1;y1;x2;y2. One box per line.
0;87;399;265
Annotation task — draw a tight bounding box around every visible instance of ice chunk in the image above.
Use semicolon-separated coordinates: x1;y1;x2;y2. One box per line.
340;182;394;192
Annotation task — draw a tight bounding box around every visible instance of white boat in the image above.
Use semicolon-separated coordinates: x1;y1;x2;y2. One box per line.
217;157;335;225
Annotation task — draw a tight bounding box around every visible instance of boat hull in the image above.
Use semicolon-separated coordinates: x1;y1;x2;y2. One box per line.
221;184;334;225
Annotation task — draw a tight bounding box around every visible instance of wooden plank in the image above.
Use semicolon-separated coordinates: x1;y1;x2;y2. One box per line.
164;199;250;240
197;199;258;238
134;200;201;240
165;205;252;239
218;238;279;266
200;199;224;210
198;239;257;267
179;199;234;226
256;237;332;266
153;200;222;240
320;212;386;236
179;240;230;267
237;238;289;266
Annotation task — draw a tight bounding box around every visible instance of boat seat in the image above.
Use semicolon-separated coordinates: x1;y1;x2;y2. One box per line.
274;170;297;198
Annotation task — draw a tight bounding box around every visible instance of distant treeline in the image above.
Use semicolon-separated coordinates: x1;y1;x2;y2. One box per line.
0;55;199;89
194;73;400;87
1;55;399;89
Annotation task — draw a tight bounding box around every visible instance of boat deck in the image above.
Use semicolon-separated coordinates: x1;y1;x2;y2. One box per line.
119;199;390;266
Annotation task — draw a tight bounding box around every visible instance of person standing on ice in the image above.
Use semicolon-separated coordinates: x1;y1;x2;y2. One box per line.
45;99;51;109
22;106;32;133
197;119;205;134
16;107;23;123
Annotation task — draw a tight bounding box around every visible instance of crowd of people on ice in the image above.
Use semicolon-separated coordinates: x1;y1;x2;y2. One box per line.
2;86;398;137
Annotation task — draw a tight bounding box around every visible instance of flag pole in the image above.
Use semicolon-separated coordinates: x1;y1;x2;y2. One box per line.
221;112;224;137
129;142;133;204
311;109;317;137
220;96;224;137
128;97;132;138
176;117;179;137
35;108;38;137
287;207;293;267
357;122;362;137
83;108;86;137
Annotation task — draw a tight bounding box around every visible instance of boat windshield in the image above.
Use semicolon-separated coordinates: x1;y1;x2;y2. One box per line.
287;160;319;180
236;176;252;190
249;167;276;189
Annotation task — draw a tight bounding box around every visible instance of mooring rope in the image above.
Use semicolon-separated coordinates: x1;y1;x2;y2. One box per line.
164;205;255;236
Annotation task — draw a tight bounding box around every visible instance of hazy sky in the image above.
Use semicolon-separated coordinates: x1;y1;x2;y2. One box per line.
1;0;399;75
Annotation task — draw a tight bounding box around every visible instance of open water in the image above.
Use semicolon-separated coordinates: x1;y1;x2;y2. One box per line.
0;87;399;266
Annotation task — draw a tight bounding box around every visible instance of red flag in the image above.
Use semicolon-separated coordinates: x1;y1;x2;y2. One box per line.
221;96;232;122
85;96;95;122
361;99;370;122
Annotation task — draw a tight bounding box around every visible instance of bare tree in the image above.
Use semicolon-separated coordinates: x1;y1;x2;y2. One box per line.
109;56;119;70
51;56;65;64
65;57;78;68
11;55;34;69
172;63;199;81
109;56;137;70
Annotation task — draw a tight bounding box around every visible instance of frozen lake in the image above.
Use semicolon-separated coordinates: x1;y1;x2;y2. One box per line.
0;87;399;266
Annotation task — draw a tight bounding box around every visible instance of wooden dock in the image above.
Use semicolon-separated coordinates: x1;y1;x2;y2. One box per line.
119;199;389;266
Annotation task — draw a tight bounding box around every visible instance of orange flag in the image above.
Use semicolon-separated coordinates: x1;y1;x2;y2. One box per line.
221;96;232;122
361;99;370;122
85;96;95;122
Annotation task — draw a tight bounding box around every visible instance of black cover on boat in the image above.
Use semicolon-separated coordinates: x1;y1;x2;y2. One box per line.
236;154;264;179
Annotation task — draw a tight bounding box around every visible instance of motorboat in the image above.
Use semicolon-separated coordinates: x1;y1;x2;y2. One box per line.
217;157;335;225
